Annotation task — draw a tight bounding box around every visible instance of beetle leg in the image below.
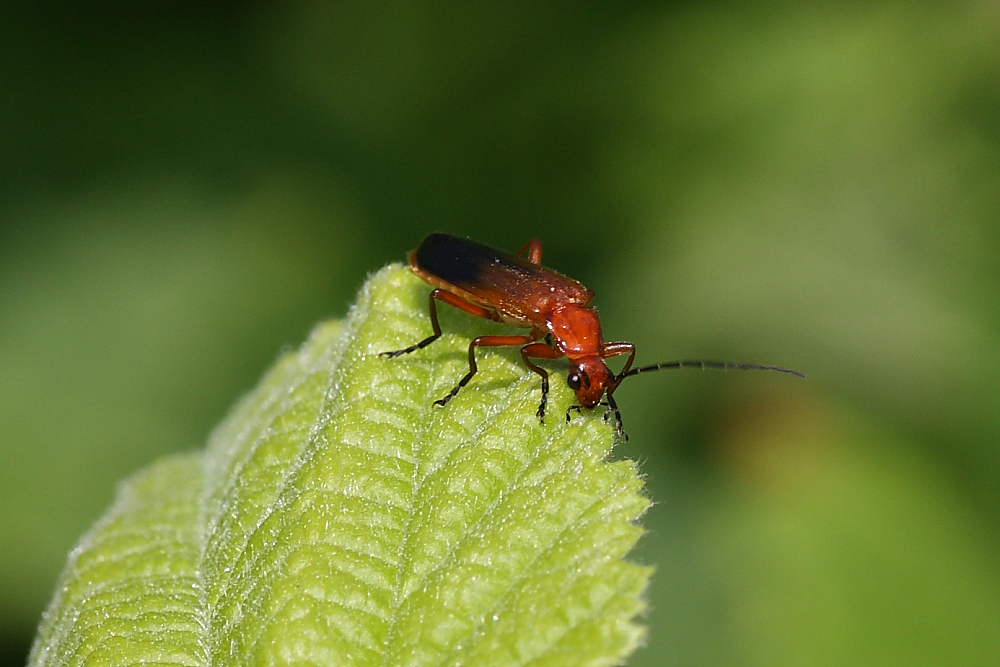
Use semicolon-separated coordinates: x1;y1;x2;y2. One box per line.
595;342;633;440
380;289;497;358
604;393;627;442
566;399;628;442
516;238;544;265
434;335;536;408
521;342;562;423
600;341;636;385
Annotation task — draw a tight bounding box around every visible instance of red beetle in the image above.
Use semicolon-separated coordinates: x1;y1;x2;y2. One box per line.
382;233;803;438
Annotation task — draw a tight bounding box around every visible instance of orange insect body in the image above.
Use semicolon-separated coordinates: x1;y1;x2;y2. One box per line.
382;233;803;438
406;237;592;327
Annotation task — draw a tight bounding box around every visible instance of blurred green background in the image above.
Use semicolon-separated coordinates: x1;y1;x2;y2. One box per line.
3;2;999;664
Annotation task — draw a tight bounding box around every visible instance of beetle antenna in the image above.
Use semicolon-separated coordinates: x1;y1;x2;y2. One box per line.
620;360;805;380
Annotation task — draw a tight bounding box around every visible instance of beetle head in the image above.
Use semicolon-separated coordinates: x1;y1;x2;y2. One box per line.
566;356;614;408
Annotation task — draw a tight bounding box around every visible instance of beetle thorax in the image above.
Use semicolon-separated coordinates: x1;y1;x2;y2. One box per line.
547;304;604;357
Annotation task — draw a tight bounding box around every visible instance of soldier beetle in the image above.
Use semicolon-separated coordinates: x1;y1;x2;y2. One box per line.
381;233;804;439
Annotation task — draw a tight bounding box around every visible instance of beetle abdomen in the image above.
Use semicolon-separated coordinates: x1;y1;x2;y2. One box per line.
414;233;504;286
411;234;594;322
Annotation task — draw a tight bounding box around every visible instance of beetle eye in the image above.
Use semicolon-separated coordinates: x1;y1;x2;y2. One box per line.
567;373;581;390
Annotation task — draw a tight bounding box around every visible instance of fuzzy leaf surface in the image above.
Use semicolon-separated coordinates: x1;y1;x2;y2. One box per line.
30;265;652;666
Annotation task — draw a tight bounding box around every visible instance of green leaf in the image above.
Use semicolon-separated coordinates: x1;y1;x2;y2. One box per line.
29;265;652;666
